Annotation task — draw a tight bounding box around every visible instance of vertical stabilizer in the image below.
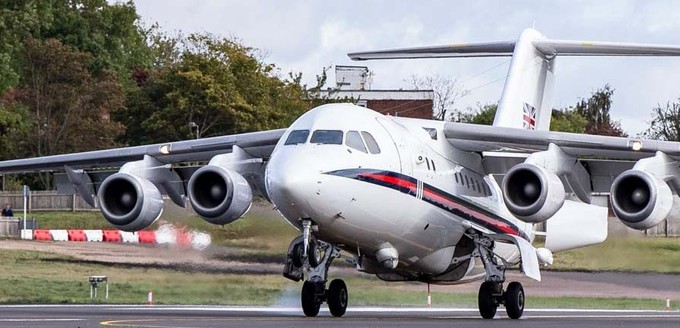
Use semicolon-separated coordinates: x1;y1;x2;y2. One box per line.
493;29;554;131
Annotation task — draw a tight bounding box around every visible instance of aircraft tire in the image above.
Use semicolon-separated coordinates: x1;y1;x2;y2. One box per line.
327;279;348;317
301;281;321;317
291;242;304;268
308;239;322;268
504;281;525;319
478;281;497;319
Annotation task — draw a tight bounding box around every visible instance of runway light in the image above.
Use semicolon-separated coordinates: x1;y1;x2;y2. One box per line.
630;140;643;151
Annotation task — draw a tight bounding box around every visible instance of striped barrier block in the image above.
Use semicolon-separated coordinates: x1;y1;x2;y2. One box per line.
102;230;121;243
21;229;33;240
154;226;176;245
33;229;51;241
190;231;212;250
120;231;139;243
138;230;156;244
67;230;87;242
50;229;68;241
83;230;103;242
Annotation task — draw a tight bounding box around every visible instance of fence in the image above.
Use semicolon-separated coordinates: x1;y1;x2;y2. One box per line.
0;191;95;212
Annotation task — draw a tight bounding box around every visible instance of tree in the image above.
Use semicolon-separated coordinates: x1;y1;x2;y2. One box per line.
407;73;470;121
454;103;497;125
455;103;587;134
574;84;626;137
550;108;586;133
115;34;311;145
15;38;125;187
643;100;680;141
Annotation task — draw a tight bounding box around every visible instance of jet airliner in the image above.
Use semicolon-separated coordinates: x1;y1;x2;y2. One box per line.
2;28;680;319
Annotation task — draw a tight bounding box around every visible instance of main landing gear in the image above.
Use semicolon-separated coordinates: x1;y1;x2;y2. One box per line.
473;232;525;319
283;220;346;317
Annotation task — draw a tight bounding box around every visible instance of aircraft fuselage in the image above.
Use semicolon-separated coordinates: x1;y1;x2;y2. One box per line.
266;103;534;283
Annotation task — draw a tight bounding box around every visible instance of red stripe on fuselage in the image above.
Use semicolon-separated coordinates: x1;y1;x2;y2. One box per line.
422;189;518;236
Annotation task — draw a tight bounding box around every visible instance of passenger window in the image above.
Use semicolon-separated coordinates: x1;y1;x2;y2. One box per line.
346;131;367;153
361;131;381;154
284;130;310;145
310;130;343;144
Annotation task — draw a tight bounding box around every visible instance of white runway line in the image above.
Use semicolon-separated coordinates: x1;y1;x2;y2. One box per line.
0;319;85;322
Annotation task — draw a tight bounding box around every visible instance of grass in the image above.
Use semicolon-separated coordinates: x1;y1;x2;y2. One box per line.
549;236;680;273
0;249;671;310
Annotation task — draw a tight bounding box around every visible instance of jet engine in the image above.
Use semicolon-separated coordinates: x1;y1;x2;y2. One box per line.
188;164;253;225
98;173;164;231
502;163;565;223
610;169;672;230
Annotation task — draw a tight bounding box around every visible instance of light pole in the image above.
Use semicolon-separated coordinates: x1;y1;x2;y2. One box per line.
188;122;200;139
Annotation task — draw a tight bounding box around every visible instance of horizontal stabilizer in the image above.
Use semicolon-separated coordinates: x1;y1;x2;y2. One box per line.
534;40;680;56
349;36;680;61
348;41;515;60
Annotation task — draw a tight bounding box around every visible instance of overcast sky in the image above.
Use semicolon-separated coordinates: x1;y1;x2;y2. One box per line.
130;0;680;135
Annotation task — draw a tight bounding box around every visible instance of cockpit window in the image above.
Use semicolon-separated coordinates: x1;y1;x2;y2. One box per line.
284;129;310;145
346;131;367;153
310;130;343;145
361;131;381;154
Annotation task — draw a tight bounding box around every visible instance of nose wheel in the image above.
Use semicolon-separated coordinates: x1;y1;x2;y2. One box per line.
284;220;346;317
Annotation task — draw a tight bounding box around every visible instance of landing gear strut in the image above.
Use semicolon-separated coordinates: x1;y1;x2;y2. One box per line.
472;232;525;319
284;219;346;317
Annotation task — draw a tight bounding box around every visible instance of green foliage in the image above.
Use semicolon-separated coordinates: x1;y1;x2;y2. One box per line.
643;100;680;141
453;103;497;125
575;84;626;136
550;108;586;133
116;34;310;145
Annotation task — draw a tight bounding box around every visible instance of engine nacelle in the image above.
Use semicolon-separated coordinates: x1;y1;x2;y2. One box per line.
502;163;565;223
188;165;252;225
98;173;164;231
610;169;673;230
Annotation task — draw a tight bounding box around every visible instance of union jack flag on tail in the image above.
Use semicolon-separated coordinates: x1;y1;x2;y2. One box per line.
522;102;536;130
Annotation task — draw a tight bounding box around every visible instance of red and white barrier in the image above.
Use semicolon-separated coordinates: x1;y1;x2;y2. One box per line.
20;225;211;250
50;230;68;241
120;231;139;243
84;230;103;242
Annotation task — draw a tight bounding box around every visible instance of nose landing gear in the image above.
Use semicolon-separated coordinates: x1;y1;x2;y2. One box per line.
283;219;346;317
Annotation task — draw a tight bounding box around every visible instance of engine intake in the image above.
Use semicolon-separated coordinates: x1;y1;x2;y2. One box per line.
502;163;565;223
610;169;672;230
98;173;164;231
188;165;252;225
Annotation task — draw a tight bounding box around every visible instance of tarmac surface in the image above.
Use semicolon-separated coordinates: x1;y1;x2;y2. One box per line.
2;305;680;328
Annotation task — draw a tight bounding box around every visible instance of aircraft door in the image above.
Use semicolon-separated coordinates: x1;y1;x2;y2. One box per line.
376;117;413;176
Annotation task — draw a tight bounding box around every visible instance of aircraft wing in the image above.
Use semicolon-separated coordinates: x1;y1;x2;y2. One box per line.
444;122;678;159
443;122;678;193
0;129;285;173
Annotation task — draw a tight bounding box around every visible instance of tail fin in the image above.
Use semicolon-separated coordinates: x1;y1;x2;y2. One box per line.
349;28;680;131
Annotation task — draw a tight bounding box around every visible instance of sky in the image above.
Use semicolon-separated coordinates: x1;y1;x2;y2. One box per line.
130;0;680;135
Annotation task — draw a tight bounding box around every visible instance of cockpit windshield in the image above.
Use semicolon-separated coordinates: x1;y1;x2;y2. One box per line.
310;130;343;144
284;130;310;145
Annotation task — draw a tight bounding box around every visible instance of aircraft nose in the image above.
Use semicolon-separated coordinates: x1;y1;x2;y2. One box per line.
266;151;316;217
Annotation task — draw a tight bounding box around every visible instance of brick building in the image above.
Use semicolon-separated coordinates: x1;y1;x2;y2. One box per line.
319;65;434;119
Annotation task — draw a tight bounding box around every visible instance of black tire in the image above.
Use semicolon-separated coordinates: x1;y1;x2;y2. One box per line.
291;242;304;268
327;279;348;317
301;281;321;317
504;281;524;319
308;239;323;268
478;281;497;319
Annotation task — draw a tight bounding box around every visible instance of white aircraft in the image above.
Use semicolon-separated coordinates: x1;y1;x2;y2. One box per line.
2;28;680;319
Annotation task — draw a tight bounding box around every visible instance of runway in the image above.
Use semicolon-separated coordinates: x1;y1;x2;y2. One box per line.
1;305;680;328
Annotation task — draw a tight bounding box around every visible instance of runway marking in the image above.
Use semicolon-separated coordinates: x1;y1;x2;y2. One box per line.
0;318;85;322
